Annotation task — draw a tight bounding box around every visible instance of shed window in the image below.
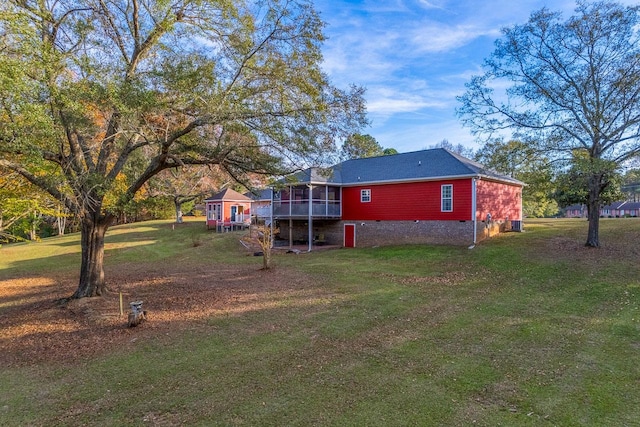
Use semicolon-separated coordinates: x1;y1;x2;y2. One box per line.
441;185;453;212
211;203;222;221
361;189;371;203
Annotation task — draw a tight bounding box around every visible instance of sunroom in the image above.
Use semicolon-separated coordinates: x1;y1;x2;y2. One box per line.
272;184;341;219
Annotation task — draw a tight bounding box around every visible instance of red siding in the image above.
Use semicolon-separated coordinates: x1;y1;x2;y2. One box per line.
475;180;522;221
342;179;473;221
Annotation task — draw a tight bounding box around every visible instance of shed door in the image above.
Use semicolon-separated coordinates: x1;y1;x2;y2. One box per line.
344;224;356;248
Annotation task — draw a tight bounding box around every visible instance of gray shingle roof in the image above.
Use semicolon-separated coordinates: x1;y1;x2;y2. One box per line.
205;188;252;202
285;148;524;186
602;201;640;210
244;189;273;201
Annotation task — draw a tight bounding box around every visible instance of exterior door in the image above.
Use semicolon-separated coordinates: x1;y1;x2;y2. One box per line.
344;224;356;248
230;206;237;222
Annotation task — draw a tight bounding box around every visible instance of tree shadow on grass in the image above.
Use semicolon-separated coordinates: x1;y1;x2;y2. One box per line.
0;224;192;278
0;262;333;368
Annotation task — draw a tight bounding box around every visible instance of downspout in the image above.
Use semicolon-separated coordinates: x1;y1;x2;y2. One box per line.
288;185;293;249
472;177;478;246
308;184;313;252
519;185;524;232
269;189;274;249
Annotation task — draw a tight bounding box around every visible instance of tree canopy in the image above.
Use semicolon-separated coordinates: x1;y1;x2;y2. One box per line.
429;139;475;159
553;149;624;210
621;169;640;201
146;165;229;223
458;1;640;246
340;134;385;160
0;171;65;242
0;0;367;298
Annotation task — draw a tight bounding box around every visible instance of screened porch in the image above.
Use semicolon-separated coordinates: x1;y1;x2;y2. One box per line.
271;184;341;219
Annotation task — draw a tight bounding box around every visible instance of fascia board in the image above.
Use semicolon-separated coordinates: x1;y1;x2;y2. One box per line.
475;174;526;187
340;174;480;187
280;174;524;188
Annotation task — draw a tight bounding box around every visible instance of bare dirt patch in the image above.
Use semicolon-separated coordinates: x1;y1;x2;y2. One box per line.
0;262;315;368
535;234;640;266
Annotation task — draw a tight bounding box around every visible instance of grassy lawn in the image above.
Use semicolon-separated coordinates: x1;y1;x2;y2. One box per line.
1;218;639;426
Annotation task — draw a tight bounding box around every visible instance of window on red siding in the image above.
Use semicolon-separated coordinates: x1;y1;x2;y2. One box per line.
441;184;453;212
361;189;371;202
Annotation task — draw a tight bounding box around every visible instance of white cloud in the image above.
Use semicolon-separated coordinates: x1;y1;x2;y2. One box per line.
408;23;500;53
416;0;447;10
322;30;401;78
367;95;441;116
316;0;619;152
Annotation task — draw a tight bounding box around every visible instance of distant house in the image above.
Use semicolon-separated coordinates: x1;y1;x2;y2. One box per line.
204;188;252;231
271;148;524;249
600;201;640;217
564;204;587;218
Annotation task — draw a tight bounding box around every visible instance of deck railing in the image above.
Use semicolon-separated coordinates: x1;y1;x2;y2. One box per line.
272;200;341;218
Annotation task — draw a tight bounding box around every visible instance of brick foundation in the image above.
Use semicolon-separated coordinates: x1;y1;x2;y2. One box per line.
275;219;495;247
340;220;475;246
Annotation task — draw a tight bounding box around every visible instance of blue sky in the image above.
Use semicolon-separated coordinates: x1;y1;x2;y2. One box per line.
314;0;637;154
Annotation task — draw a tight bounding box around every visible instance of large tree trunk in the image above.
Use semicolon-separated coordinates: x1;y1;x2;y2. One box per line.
585;175;602;248
72;216;110;298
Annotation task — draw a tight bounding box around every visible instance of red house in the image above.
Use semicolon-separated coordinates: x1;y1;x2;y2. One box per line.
600;201;640;217
564;204;587;218
205;188;252;231
272;148;524;249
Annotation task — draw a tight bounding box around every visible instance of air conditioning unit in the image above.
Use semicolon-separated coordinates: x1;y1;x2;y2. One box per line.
511;220;523;232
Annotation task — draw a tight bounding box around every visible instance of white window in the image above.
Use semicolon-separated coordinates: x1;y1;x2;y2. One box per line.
441;184;453;212
210;203;221;221
361;189;371;203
